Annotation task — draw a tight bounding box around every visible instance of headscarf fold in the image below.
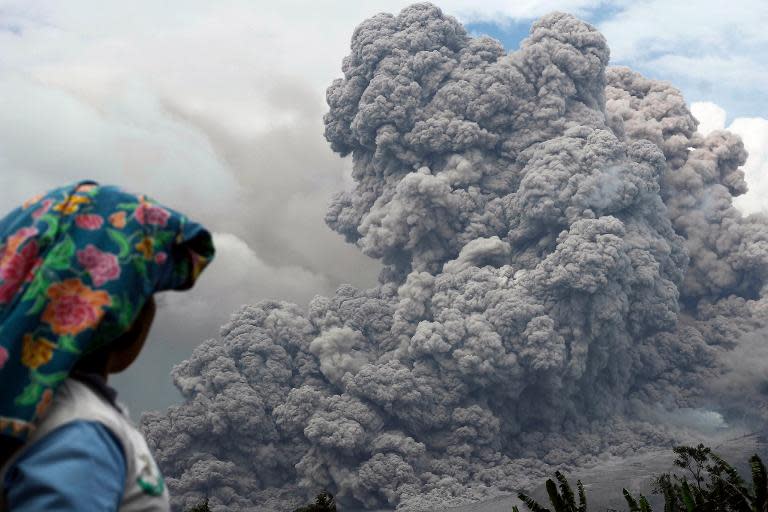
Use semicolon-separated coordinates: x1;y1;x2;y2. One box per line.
0;180;214;441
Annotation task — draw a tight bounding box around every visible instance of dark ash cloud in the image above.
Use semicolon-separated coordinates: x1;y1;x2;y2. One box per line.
141;3;768;511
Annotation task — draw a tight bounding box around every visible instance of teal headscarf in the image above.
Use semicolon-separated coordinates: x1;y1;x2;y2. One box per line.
0;181;214;441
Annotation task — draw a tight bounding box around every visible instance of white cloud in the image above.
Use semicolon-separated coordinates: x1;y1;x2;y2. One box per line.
0;73;240;221
598;0;768;63
691;101;768;215
729;117;768;215
180;232;334;313
597;0;767;121
689;101;726;136
648;54;768;93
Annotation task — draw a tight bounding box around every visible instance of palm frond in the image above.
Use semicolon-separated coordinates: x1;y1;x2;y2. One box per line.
750;454;767;512
624;488;641;511
680;480;695;512
576;480;587;512
555;471;576;511
518;491;552;512
710;452;748;490
546;478;567;512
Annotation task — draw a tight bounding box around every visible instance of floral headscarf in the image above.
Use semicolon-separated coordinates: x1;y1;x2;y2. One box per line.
0;181;214;441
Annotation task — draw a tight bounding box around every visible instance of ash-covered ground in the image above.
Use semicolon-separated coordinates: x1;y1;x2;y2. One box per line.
140;3;768;511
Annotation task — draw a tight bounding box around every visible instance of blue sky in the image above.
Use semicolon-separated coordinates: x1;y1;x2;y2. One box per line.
465;1;768;123
464;1;623;49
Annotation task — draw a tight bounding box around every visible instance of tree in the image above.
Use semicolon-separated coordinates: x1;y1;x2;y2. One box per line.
649;444;767;512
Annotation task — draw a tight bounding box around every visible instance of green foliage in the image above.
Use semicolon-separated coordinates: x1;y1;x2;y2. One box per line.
623;488;652;512
514;445;767;512
517;470;588;512
293;491;337;512
649;443;767;512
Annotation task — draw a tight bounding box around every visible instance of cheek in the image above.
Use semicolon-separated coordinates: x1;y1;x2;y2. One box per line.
109;325;152;373
109;301;155;374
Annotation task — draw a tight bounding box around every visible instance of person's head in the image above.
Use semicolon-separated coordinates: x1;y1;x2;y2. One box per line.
74;296;157;377
0;181;215;443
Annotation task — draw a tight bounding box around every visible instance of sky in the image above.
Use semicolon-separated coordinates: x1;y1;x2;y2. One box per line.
0;0;765;415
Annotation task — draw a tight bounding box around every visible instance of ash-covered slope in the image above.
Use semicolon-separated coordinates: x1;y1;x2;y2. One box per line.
141;4;768;511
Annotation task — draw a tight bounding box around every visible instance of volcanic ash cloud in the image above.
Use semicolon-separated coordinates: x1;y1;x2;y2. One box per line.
141;3;768;511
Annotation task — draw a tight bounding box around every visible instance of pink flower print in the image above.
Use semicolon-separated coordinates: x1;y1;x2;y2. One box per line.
135;202;170;227
0;240;39;304
0;346;8;370
24;257;42;283
155;251;167;264
75;214;104;230
4;227;38;255
76;244;120;287
32;199;54;220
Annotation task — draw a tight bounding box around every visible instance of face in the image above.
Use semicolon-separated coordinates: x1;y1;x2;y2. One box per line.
106;297;157;374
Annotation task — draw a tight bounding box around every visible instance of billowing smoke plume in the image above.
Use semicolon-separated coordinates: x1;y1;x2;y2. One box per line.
141;4;768;511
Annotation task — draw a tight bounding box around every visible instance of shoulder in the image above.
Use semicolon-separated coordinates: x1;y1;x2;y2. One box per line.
32;378;137;459
36;378;128;435
4;420;126;511
6;378;136;484
23;420;125;462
